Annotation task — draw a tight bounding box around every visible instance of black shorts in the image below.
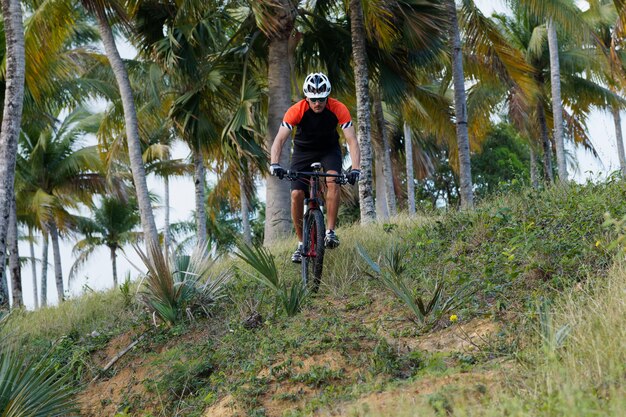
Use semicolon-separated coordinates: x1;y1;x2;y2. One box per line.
290;147;343;194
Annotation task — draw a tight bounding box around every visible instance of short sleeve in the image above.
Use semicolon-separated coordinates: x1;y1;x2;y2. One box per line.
281;100;307;130
327;98;353;129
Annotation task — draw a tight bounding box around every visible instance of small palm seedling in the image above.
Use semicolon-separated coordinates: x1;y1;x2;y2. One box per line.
136;241;231;326
358;244;474;325
235;241;308;317
538;298;571;356
0;347;78;416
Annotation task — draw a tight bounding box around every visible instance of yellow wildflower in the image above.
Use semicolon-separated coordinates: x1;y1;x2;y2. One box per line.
450;314;458;323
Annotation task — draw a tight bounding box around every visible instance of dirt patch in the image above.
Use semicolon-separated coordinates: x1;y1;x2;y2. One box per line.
202;350;359;417
321;369;503;417
414;318;500;352
203;394;242;417
78;359;156;416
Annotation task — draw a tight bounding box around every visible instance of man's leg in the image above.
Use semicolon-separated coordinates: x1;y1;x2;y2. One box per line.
325;171;340;230
291;189;305;241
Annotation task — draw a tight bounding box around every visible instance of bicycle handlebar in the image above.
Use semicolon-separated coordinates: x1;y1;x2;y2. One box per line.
283;170;348;184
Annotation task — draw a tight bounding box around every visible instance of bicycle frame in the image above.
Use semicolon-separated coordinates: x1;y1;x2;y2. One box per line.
284;163;347;291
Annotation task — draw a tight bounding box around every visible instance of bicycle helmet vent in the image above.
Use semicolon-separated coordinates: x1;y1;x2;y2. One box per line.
303;72;331;98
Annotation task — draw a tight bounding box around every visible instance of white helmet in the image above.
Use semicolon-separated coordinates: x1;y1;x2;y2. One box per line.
302;72;331;98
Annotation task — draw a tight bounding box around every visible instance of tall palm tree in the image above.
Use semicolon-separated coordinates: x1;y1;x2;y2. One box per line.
350;0;376;221
0;0;25;310
70;196;141;288
491;6;622;183
546;17;568;181
583;0;626;176
80;0;159;248
447;0;473;208
132;0;254;248
510;0;592;182
15;107;107;302
7;195;22;307
248;0;299;242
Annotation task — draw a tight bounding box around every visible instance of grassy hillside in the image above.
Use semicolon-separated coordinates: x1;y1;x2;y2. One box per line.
2;181;626;417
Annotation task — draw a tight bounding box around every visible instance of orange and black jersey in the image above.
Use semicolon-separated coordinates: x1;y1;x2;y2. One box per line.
281;98;353;152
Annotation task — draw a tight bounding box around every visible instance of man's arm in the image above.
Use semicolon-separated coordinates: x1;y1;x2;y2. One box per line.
343;125;360;169
270;126;292;164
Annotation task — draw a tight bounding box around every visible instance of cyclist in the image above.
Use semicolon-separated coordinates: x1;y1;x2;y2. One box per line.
269;72;361;263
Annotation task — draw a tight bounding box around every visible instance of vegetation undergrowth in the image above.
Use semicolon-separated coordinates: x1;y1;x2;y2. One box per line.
1;181;625;416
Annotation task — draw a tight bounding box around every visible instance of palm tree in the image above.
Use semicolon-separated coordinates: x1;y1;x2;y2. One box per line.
350;0;376;221
583;0;626;176
491;6;623;184
248;0;299;242
0;0;26;310
15;107;107;302
403;122;416;214
546;17;568;182
80;0;159;248
510;0;592;183
7;195;22;307
447;0;474;208
131;0;256;248
70;196;141;288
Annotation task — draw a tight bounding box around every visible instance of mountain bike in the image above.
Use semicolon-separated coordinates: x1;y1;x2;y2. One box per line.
284;162;348;292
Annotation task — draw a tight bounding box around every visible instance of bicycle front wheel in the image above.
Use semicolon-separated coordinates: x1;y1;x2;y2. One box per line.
302;209;325;292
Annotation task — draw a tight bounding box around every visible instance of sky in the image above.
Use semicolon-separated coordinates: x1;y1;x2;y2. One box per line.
10;0;623;309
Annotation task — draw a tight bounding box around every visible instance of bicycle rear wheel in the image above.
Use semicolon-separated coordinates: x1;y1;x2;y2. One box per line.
301;209;325;292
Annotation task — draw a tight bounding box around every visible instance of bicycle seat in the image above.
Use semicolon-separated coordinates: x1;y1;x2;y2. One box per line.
310;162;322;170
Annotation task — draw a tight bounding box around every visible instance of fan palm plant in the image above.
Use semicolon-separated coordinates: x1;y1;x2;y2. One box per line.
0;348;78;417
136;241;231;326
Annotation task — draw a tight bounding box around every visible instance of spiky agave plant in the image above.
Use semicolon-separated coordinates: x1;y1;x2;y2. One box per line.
0;347;78;416
357;244;475;325
136;241;231;326
235;241;308;317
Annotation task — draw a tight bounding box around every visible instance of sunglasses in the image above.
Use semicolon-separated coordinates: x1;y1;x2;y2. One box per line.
309;97;327;103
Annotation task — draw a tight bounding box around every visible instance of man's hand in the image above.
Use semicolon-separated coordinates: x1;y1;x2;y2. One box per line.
270;163;285;179
347;169;360;185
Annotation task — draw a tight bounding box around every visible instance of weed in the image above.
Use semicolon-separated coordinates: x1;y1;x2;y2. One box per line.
291;365;345;387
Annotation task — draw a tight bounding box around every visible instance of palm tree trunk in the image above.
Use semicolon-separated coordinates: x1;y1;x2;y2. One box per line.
48;221;64;303
110;246;118;288
241;176;252;245
0;0;25;311
375;157;389;219
538;103;554;184
29;228;38;310
447;0;474;209
193;148;208;247
404;122;416;215
529;145;540;189
612;105;626;177
164;174;171;257
0;268;7;310
373;94;397;216
264;32;294;244
8;194;22;307
546;19;567;183
95;12;159;247
40;232;49;307
350;0;376;222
